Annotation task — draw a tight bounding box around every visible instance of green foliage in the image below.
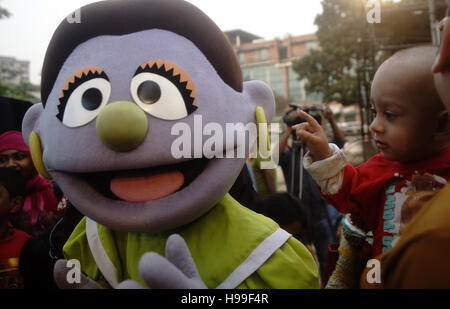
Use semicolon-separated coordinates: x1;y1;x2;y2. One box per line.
293;48;360;105
0;81;38;102
0;1;11;19
293;0;371;106
293;0;446;107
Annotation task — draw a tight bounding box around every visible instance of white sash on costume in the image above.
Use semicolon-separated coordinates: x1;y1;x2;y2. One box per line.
86;218;291;289
215;228;291;289
86;217;119;288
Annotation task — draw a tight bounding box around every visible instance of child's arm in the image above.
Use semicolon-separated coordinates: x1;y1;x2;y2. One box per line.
294;110;363;214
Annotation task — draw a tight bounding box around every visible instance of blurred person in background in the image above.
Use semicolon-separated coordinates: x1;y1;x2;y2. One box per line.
0;131;60;236
276;103;345;281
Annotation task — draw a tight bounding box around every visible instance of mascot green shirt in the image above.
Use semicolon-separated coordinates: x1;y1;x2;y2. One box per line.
64;194;319;289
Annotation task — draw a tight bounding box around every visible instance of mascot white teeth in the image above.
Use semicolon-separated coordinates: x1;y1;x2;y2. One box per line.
22;0;319;289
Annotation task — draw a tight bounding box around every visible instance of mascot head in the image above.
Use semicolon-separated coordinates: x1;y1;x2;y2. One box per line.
22;0;275;232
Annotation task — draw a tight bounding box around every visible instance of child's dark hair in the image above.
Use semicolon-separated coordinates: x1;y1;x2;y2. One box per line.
258;193;307;226
257;192;311;242
0;167;25;199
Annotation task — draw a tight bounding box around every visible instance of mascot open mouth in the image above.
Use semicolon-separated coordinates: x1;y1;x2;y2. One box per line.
77;158;209;202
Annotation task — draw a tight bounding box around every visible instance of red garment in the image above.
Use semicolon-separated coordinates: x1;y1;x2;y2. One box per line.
23;174;58;225
14;173;59;236
0;227;31;289
323;146;450;257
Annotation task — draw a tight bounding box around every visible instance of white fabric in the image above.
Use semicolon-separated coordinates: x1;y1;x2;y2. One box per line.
342;214;367;237
303;143;348;195
215;228;291;289
85;217;119;288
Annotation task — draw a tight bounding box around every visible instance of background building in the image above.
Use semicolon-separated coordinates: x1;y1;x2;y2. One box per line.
225;30;322;113
0;56;30;85
226;30;364;138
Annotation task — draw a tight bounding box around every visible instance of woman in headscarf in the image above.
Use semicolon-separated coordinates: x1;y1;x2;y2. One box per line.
0;131;59;236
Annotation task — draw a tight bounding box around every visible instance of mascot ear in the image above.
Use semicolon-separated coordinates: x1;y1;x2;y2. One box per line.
243;80;276;123
21;103;52;180
22;103;44;147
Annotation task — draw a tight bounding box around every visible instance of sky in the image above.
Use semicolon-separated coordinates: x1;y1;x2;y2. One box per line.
0;0;322;85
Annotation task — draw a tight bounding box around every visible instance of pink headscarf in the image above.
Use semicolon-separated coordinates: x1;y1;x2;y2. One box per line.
0;131;58;234
0;131;30;153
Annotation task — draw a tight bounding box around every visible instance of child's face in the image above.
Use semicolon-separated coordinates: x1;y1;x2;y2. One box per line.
369;65;441;163
0;150;34;180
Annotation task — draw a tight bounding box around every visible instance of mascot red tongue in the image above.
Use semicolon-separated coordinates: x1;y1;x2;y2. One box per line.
22;0;320;289
110;170;184;202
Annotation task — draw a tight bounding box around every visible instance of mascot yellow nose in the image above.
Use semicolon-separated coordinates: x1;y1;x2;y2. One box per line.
96;101;148;152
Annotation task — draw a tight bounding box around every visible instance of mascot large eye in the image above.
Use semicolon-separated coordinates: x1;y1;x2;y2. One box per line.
131;60;197;120
57;67;111;127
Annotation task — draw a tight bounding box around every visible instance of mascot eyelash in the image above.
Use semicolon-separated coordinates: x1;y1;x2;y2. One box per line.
57;70;109;121
135;62;197;115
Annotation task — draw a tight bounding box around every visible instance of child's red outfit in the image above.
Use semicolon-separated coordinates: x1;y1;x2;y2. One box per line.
0;225;31;288
305;144;450;257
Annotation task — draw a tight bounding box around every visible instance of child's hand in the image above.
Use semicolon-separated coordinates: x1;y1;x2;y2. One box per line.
293;110;332;162
323;105;334;122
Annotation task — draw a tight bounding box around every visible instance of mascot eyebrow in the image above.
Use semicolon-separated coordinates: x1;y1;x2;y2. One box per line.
57;67;109;121
135;60;197;114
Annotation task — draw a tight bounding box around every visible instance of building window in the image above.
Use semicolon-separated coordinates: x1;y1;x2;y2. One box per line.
306;41;318;51
288;67;302;101
242;67;253;81
269;67;284;98
278;46;287;60
238;52;246;64
256;48;268;61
